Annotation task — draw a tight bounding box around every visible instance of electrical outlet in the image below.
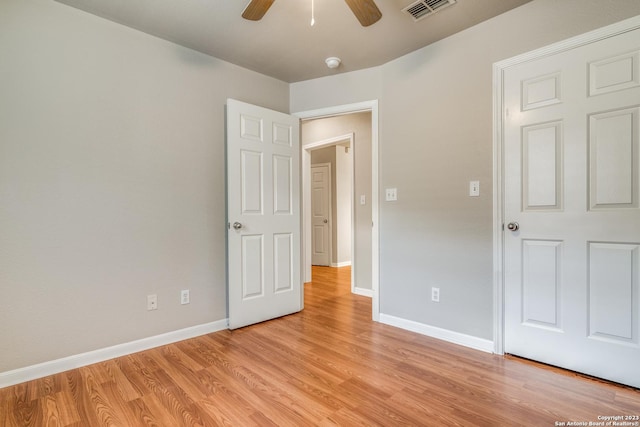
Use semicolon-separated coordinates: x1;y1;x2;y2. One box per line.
147;294;158;311
181;289;190;305
385;187;397;201
431;287;440;303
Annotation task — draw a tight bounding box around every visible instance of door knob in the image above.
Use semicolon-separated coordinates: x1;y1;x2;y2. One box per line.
507;222;519;231
232;222;243;230
323;219;328;223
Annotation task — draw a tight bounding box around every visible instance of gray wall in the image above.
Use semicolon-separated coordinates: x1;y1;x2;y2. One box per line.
0;0;289;372
304;113;373;290
292;0;640;340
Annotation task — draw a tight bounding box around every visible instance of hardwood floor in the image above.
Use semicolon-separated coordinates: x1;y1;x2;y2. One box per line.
2;266;638;426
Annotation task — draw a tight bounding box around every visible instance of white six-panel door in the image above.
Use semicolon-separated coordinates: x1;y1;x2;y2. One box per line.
503;28;640;388
311;163;331;266
226;99;301;329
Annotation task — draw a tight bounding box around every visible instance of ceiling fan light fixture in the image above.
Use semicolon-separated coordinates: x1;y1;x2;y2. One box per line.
325;57;341;69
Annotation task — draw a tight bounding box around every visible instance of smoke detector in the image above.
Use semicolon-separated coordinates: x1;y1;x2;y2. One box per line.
325;57;341;69
402;0;456;22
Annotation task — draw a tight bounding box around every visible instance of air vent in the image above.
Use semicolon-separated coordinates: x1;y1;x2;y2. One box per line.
402;0;456;22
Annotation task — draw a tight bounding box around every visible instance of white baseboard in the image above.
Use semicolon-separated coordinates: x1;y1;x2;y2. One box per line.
330;261;352;267
353;287;373;298
0;319;228;389
379;314;494;354
1;315;494;389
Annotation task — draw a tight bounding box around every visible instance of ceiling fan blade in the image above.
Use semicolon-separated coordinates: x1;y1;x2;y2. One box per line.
242;0;275;21
343;0;382;27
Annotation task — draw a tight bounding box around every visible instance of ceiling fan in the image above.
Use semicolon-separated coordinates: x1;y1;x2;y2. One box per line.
242;0;382;27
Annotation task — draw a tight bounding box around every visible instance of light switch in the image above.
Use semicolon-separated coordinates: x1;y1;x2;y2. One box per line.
360;195;366;205
469;181;480;197
385;188;397;201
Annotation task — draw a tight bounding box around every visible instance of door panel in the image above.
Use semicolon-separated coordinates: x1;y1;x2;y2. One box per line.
241;150;263;214
273;155;293;214
589;107;639;208
522;122;563;210
274;233;293;292
227;99;301;330
241;234;264;298
503;29;640;388
589;50;640;96
521;239;562;329
588;242;638;345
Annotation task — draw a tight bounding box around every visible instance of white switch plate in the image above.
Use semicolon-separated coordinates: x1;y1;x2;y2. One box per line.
469;180;480;197
385;188;397;201
360;195;366;205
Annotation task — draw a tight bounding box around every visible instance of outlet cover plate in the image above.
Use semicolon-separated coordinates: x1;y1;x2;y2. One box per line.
431;287;440;303
385;187;397;201
147;294;158;310
181;289;190;305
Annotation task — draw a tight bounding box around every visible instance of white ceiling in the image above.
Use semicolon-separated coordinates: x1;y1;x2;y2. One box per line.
54;0;533;83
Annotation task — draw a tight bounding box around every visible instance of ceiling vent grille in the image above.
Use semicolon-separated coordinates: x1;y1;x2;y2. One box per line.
402;0;456;22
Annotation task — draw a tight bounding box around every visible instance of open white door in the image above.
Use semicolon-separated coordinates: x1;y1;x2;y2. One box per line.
226;99;301;329
503;27;640;388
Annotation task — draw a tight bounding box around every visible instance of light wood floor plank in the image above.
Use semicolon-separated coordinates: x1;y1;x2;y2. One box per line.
1;265;639;426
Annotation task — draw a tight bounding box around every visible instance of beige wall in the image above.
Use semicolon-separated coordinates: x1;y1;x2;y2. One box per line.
291;68;382;113
291;0;640;340
0;0;289;372
304;112;372;290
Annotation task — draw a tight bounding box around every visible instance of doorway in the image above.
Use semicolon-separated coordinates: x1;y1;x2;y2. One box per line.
303;118;368;298
296;101;379;321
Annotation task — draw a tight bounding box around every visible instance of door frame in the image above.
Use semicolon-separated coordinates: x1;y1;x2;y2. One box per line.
492;15;640;355
295;100;380;321
310;161;334;268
